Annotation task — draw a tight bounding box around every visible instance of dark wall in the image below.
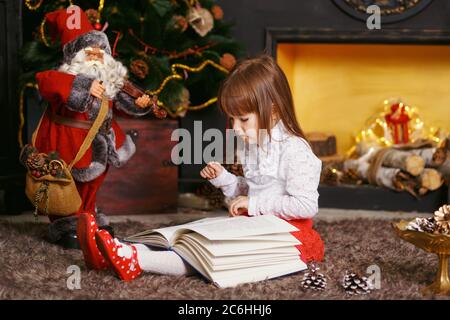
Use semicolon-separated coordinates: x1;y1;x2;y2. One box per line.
0;0;25;213
217;0;450;55
179;103;227;192
0;0;22;177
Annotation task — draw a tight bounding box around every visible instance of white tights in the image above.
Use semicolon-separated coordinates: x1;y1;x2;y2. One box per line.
116;240;196;276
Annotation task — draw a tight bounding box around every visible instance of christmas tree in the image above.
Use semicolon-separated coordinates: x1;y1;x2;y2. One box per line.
21;0;243;118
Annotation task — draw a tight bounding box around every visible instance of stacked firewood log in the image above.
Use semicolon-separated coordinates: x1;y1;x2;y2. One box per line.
321;137;450;198
306;132;344;166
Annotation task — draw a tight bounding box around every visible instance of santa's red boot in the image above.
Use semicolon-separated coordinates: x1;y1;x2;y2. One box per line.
77;212;108;270
95;229;142;282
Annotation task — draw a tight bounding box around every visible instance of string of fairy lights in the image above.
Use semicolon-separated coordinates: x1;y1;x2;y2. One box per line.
346;98;445;158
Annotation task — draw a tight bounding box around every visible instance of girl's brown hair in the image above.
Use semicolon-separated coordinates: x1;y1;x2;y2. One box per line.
218;54;307;142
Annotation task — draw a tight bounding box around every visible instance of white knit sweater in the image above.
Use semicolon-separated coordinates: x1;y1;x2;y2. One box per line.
209;120;322;220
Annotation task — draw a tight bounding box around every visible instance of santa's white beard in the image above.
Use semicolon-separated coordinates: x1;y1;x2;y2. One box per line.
59;50;128;99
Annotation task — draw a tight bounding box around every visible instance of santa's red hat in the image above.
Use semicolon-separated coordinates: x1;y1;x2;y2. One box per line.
45;5;111;63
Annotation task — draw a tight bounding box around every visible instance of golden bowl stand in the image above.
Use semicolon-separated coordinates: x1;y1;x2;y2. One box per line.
392;221;450;296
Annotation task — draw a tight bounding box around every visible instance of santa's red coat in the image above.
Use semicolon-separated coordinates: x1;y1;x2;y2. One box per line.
34;70;128;169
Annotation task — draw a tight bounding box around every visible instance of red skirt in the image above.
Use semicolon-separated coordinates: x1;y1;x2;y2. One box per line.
286;219;324;264
243;213;325;264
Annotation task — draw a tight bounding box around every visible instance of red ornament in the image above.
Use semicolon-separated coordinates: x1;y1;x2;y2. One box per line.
94;22;103;31
385;103;411;144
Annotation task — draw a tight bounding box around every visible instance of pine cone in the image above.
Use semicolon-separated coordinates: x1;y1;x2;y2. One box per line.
320;167;340;186
406;217;436;234
130;59;149;80
341;168;363;185
434;205;450;235
196;182;225;209
19;144;37;166
342;271;373;295
301;263;327;291
27;153;45;171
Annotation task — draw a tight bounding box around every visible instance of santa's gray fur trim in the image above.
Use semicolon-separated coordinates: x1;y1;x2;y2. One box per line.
71;135;108;182
63;31;111;64
66;74;95;112
107;133;136;168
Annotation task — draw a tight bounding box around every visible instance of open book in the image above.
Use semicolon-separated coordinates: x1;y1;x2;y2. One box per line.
124;215;307;288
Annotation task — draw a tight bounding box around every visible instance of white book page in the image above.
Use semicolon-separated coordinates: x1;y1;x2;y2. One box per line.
219;246;300;257
184;216;231;225
187;215;298;240
173;241;300;279
172;244;212;280
125;215;298;246
181;233;300;256
173;243;306;288
213;260;307;288
176;238;305;288
211;253;299;267
124;235;168;248
124;226;178;246
124;216;232;245
220;233;301;242
153;216;237;244
212;257;301;271
175;238;300;270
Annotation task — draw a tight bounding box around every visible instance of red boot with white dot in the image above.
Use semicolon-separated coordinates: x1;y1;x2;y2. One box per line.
77;212;108;270
95;229;142;282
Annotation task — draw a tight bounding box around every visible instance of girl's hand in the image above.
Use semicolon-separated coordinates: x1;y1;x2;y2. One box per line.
229;196;249;217
200;161;224;180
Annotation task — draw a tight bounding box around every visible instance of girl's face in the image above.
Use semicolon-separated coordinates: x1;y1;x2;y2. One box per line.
230;113;259;144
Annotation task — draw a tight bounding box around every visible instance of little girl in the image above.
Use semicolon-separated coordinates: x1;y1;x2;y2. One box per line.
77;54;324;282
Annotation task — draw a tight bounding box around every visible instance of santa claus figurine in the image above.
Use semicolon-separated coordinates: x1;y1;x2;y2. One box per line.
32;6;162;249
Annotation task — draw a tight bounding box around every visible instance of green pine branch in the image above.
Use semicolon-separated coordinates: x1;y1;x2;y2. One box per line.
20;0;244;116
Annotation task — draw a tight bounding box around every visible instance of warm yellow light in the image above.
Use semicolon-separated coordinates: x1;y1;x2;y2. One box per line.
277;43;450;155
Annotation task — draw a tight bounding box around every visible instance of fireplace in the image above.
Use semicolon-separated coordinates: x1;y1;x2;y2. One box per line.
266;28;450;212
277;42;450;155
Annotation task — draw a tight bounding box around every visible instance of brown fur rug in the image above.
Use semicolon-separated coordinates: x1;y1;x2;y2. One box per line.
0;217;449;300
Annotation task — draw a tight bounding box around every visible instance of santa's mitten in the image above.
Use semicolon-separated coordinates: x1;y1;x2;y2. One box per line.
95;230;142;282
77;213;108;270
